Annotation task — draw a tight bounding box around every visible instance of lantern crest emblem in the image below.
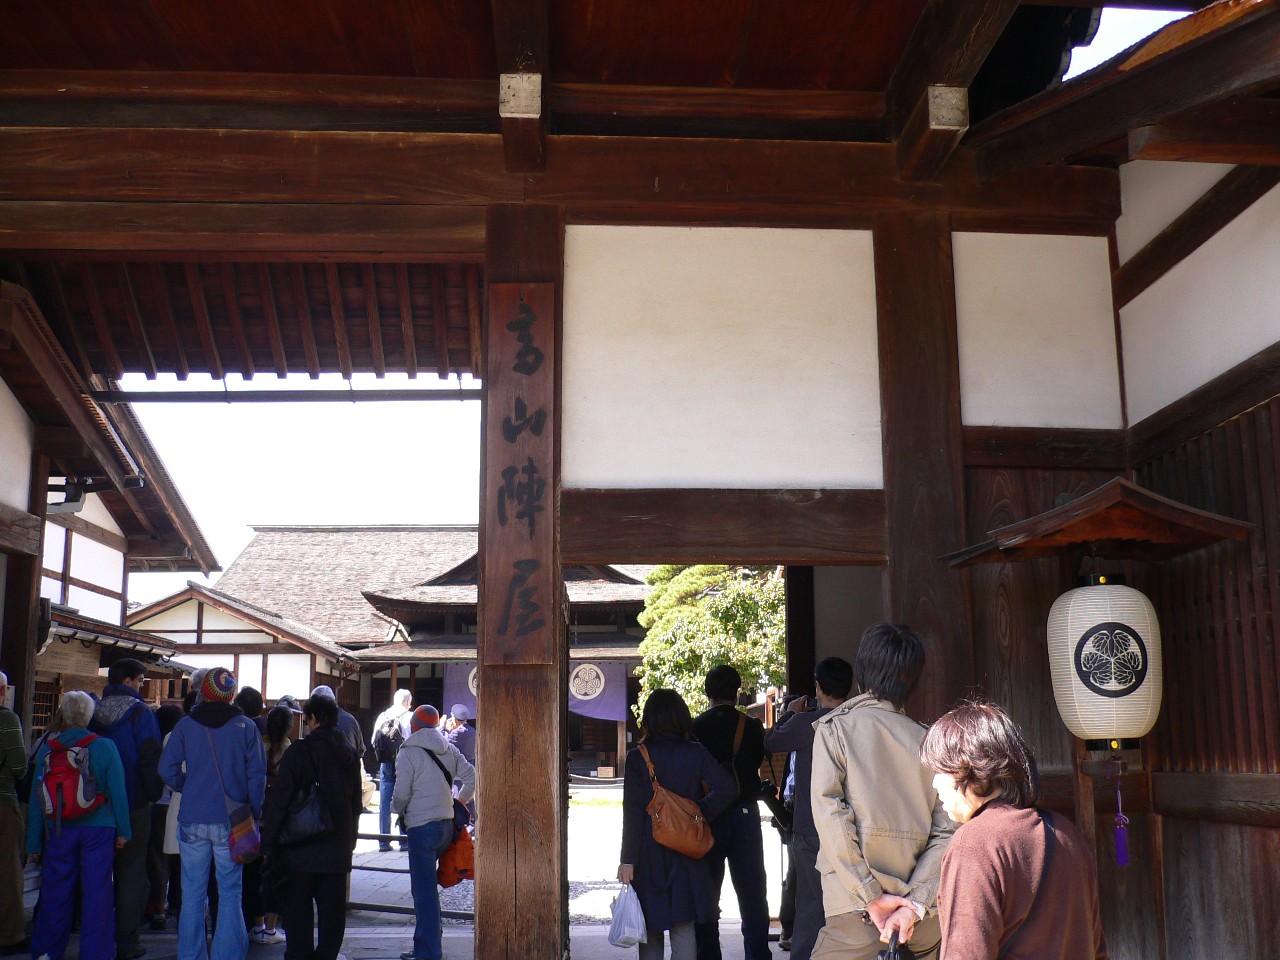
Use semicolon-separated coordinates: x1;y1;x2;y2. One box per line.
1074;621;1148;698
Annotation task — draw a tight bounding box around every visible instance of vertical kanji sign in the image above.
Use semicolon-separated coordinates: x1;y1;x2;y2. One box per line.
481;282;558;665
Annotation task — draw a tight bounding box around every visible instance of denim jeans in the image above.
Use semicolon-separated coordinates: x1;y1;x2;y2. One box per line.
695;803;772;960
178;822;248;960
378;763;405;850
406;819;454;960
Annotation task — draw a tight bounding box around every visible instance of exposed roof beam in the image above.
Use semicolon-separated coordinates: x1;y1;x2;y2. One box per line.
43;263;94;380
0;130;1117;226
117;264;157;380
0;70;883;137
149;263;189;380
1129;97;1280;164
886;0;1020;180
465;264;483;379
220;263;254;377
183;263;224;380
0;281;142;489
361;263;386;378
430;267;450;379
394;263;417;379
491;0;548;172
77;263;124;380
324;263;353;379
290;264;321;379
969;0;1280;177
0;500;41;556
1113;165;1280;308
255;264;289;377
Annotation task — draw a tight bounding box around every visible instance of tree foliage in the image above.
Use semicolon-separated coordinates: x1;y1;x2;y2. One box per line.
637;567;786;716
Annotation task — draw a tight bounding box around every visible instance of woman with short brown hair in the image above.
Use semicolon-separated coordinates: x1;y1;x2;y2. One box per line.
920;701;1108;960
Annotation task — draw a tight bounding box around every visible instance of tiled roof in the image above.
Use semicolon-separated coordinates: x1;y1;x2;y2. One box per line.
352;632;641;663
364;576;649;609
209;525;479;646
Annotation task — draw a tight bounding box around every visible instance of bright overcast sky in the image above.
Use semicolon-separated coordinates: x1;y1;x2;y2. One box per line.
123;7;1186;605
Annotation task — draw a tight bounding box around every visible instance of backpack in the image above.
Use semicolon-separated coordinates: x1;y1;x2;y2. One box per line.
40;734;106;831
373;716;405;765
638;743;713;859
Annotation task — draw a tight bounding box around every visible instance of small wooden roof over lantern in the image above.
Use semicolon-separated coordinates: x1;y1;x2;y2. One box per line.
946;477;1252;568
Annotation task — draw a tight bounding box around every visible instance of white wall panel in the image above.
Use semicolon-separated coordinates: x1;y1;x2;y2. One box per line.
199;631;275;645
178;652;236;674
563;226;882;488
131;602;198;631
238;654;264;691
201;607;259;631
69;534;125;596
0;377;34;511
265;654;313;701
40;577;61;604
1122;179;1280;423
43;527;65;573
77;494;124;537
954;233;1123;429
68;585;122;624
1115;160;1234;262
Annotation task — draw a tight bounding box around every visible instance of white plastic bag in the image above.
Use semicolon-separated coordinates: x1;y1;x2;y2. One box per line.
608;883;648;948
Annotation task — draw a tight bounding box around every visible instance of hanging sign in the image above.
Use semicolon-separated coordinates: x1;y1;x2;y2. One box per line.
568;662;627;721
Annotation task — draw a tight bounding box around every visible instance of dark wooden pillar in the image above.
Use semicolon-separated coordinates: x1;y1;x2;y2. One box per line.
1;452;49;735
785;565;816;693
477;203;567;960
873;213;973;719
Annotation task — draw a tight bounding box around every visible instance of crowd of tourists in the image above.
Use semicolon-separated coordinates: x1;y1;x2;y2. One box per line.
617;623;1109;960
0;664;475;960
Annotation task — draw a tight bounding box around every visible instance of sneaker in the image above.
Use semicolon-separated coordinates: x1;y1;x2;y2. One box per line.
378;844;392;852
251;928;267;944
400;952;420;960
262;929;286;944
779;937;792;950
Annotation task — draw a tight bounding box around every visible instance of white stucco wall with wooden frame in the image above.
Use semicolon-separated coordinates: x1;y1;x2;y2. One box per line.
40;493;128;624
562;225;882;489
1119;162;1280;424
0;376;34;512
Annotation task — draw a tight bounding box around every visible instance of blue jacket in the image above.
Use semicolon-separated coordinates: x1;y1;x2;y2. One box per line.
90;684;162;810
159;704;266;824
27;729;132;854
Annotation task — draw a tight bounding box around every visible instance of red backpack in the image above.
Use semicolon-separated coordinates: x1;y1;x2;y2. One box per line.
40;734;106;830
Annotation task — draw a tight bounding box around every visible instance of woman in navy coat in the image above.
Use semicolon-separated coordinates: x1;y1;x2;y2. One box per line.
618;689;737;959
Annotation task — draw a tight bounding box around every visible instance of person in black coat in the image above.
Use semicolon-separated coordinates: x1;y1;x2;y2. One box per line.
618;689;736;960
261;694;362;960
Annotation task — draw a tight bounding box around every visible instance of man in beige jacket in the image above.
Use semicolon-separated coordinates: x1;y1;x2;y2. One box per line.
810;623;955;960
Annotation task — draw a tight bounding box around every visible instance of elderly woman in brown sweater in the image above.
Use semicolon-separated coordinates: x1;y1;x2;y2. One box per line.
920;701;1108;960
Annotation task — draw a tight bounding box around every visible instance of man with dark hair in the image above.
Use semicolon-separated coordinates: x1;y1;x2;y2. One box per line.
234;687;266;734
809;623;955;960
762;657;853;960
92;657;163;960
691;665;771;960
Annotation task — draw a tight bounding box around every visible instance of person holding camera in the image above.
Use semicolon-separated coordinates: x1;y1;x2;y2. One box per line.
763;658;853;960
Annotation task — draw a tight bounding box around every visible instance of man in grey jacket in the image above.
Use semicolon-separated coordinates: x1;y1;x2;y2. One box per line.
809;623;955;960
392;705;476;960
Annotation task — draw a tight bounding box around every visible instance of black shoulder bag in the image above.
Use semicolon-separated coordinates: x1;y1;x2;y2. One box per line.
277;742;333;847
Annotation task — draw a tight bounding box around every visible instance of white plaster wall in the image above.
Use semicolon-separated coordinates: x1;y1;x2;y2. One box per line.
1115;160;1234;262
68;584;122;623
40;577;61;603
265;653;312;701
0;377;34;511
813;565;884;668
239;654;264;690
200;631;274;645
563;226;882;488
78;494;124;537
953;233;1123;429
43;528;65;573
132;602;197;631
202;607;256;631
178;652;236;674
70;534;125;596
1121;177;1280;423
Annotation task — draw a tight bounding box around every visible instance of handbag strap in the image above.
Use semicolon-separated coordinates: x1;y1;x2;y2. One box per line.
731;712;746;759
638;743;661;785
203;726;236;814
412;742;456;791
998;809;1056;958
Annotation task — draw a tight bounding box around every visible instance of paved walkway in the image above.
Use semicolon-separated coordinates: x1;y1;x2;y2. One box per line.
19;786;781;959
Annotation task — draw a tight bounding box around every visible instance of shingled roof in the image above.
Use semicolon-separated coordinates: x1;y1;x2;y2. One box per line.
209;525;479;646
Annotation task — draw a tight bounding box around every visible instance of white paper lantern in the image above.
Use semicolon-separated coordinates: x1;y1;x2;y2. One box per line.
1046;583;1163;741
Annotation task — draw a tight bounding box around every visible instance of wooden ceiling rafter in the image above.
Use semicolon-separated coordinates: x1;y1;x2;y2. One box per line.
182;262;224;380
149;262;189;380
116;263;157;380
1128;97;1280;164
886;0;1021;180
394;263;417;379
77;263;124;381
255;263;289;377
44;263;94;381
360;263;386;378
289;263;322;379
324;263;353;379
968;0;1280;177
430;267;450;379
219;263;254;378
491;0;548;172
465;264;483;378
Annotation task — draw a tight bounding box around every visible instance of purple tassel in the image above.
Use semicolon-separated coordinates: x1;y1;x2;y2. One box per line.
1114;816;1130;867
